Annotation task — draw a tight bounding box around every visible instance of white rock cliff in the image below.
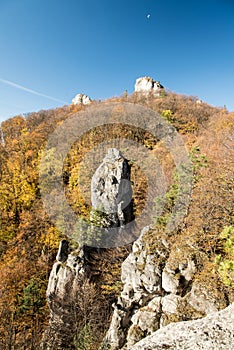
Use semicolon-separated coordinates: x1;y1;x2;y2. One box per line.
72;93;92;105
134;76;164;95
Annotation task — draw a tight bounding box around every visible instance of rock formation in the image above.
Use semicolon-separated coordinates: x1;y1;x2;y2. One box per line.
41;147;232;350
40;245;86;349
134;76;164;96
91;148;133;231
41;149;133;349
72;93;92;105
103;228;228;349
131;303;234;350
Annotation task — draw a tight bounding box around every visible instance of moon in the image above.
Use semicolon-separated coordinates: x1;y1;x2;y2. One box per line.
147;14;151;19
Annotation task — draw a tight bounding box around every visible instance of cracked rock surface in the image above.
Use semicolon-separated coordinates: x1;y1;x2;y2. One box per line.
131;303;234;350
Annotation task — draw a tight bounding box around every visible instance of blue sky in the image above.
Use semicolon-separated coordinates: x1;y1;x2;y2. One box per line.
0;0;234;122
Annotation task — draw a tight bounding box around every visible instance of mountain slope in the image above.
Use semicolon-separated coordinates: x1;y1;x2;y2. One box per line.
0;91;233;349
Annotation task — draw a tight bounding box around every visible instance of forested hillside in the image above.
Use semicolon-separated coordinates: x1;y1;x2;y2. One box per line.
0;92;233;349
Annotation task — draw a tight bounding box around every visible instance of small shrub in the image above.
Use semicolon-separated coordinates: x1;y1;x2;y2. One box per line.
74;323;95;350
161;109;174;122
215;226;234;287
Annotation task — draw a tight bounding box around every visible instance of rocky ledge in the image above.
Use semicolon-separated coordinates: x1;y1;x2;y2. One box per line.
131;303;234;350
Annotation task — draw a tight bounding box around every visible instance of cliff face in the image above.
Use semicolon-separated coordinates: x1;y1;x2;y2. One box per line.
41;149;133;350
103;228;227;349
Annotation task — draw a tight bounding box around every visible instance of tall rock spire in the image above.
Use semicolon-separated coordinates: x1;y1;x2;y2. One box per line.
90;148;133;237
41;149;133;349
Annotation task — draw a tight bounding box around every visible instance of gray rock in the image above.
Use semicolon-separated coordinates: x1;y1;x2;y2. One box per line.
162;258;196;294
162;269;179;294
188;282;220;315
40;247;85;350
131;303;234;350
91;148;133;229
103;230;227;349
161;294;180;315
103;227;169;349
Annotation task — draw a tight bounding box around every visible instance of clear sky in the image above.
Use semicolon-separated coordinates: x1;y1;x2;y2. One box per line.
0;0;234;122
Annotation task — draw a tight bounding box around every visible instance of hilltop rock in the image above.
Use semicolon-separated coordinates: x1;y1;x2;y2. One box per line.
131;303;234;350
134;76;164;95
72;93;92;105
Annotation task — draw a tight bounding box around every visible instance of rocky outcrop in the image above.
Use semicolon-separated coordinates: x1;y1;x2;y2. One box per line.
131;303;234;350
103;228;227;349
134;76;164;96
91;148;133;230
41;149;133;349
40;246;87;349
72;93;92;105
41;146;231;350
